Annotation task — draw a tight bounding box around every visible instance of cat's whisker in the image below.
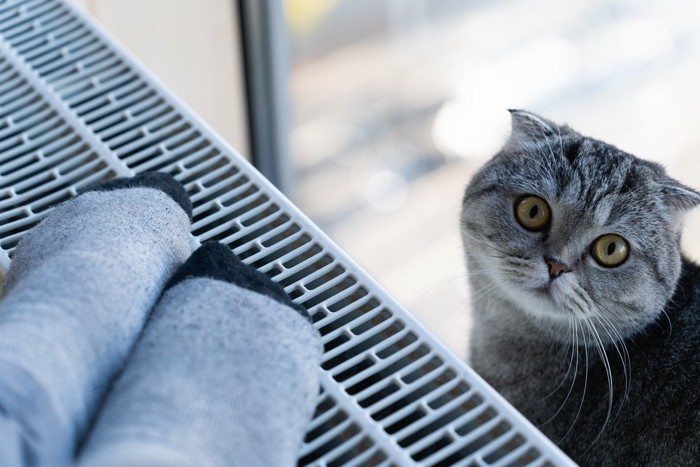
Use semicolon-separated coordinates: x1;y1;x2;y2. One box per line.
469;280;505;306
655;296;677;341
592;312;632;425
431;270;492;286
588;297;632;378
414;270;495;305
462;243;510;260
661;309;673;341
538;320;575;400
558;318;588;445
500;266;527;280
463;249;505;260
440;280;504;336
557;319;581;421
462;272;498;280
460;228;517;258
440;295;472;334
536;318;577;424
544;317;581;426
581;315;614;450
504;256;534;266
592;307;632;399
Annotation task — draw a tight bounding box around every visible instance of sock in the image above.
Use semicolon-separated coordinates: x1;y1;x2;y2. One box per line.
0;173;192;466
79;242;322;467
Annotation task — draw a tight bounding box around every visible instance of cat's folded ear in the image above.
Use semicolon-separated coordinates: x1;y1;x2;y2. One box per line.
658;178;700;213
504;109;566;152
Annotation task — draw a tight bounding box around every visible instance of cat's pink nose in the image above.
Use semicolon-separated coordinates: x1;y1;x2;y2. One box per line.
545;258;570;279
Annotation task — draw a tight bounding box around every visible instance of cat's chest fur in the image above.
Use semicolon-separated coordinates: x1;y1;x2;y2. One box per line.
470;259;700;465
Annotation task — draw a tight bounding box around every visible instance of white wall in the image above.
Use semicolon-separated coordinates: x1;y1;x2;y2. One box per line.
71;0;250;158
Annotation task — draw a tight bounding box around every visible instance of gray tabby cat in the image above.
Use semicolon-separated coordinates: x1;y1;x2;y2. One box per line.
462;110;700;465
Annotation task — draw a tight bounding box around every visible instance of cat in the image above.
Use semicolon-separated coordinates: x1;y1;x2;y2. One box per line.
461;109;700;465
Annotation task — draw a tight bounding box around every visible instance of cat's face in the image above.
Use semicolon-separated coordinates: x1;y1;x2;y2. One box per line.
461;110;700;341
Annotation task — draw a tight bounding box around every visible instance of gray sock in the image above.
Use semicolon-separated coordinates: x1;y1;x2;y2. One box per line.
79;242;322;467
0;173;192;466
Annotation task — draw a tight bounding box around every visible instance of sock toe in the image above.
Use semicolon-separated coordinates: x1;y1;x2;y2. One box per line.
166;242;311;321
80;172;192;219
80;241;322;467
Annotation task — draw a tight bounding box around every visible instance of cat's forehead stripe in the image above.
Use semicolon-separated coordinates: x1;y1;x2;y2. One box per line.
563;139;581;164
539;138;639;211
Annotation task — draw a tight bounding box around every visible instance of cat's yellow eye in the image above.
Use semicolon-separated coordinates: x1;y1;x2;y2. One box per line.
591;234;629;267
514;195;551;232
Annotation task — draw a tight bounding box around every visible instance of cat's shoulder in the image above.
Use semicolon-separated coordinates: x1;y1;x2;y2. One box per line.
680;255;700;280
635;256;700;359
675;257;700;316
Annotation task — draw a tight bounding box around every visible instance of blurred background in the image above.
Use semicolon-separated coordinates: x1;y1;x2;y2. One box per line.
71;0;700;361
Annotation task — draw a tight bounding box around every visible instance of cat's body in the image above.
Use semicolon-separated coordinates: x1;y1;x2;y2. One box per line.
471;259;700;465
462;110;700;465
